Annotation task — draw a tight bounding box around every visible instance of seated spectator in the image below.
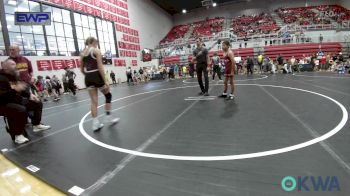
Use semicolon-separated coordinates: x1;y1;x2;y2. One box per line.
231;13;279;38
0;59;50;144
338;52;344;62
160;24;190;45
316;5;350;23
191;17;224;38
283;62;290;74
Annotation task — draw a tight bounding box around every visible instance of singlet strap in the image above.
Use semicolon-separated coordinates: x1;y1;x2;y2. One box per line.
89;47;97;59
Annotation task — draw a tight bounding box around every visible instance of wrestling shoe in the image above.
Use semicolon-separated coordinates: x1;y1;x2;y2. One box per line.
92;119;104;131
104;115;120;126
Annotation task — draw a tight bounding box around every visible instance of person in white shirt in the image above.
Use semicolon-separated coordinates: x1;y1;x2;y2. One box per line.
283;63;289;74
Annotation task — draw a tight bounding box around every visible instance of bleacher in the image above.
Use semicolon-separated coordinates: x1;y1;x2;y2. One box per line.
316;5;350;23
264;42;342;60
157;4;349;60
275;5;350;25
275;7;320;25
159;5;350;47
191;18;224;38
160;24;190;44
231;13;279;37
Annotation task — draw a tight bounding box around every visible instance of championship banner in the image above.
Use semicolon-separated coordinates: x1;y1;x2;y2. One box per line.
37;60;52;71
63;0;74;9
75;59;81;68
114;59;126;67
131;60;137;66
85;6;94;15
51;60;66;70
49;0;63;5
94;0;101;7
65;59;77;69
73;1;86;13
94;9;102;18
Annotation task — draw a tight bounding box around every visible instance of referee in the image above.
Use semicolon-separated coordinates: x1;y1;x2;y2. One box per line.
192;38;210;96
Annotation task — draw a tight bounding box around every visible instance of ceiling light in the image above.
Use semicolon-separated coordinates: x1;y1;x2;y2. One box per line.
213;2;217;7
15;7;30;12
182;9;187;14
7;0;17;6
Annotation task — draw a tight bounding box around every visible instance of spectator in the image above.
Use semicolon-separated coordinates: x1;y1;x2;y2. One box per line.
8;45;33;85
277;54;284;71
246;56;254;75
244;36;248;48
174;64;179;78
62;74;69;94
283;61;290;74
332;53;338;61
311;54;317;70
162;67;167;80
320;54;327;71
110;71;117;84
133;70;141;84
263;56;270;73
126;67;132;84
45;76;60;101
0;59;51;144
338;52;344;62
138;67;144;81
64;67;77;95
290;56;299;73
52;75;62;96
211;52;221;80
182;65;188;78
301;33;305;43
326;53;331;70
168;65;174;80
35;76;47;101
257;54;263;73
270;58;277;74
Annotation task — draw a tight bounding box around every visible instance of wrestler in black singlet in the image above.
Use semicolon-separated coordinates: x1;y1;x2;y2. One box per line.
83;48;105;88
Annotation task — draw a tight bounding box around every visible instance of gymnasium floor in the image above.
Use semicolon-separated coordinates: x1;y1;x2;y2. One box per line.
0;72;350;196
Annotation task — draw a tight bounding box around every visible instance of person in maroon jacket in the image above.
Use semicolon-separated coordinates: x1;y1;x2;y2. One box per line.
8;45;41;102
8;45;33;84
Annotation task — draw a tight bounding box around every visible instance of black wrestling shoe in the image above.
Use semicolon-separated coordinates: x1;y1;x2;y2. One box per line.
204;92;210;96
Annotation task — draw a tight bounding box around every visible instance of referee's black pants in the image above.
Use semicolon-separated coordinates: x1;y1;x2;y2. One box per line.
196;64;209;93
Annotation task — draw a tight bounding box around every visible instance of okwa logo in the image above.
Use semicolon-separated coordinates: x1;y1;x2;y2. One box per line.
281;176;340;192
